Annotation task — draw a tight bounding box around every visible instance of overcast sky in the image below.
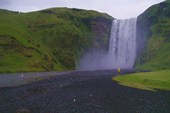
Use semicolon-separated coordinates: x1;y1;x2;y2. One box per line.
0;0;165;19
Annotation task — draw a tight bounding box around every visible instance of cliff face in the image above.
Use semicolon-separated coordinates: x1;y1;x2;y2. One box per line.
135;1;170;70
88;17;112;50
0;8;113;73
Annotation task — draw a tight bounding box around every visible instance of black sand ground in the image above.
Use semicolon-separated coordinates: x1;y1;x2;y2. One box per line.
0;70;170;113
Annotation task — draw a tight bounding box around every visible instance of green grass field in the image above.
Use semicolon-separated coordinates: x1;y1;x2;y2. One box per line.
0;8;112;73
112;70;170;91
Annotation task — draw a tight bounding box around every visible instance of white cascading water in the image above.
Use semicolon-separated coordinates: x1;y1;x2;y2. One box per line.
109;18;137;69
79;18;137;70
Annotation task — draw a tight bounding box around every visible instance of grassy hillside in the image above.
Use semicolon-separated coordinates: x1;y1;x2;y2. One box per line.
113;70;170;91
135;1;170;70
0;8;113;73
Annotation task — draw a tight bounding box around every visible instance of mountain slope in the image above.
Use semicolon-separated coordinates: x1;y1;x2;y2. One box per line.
0;8;113;73
135;1;170;70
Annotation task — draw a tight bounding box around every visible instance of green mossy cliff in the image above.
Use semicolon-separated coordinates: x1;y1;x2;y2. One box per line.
0;8;113;73
135;1;170;70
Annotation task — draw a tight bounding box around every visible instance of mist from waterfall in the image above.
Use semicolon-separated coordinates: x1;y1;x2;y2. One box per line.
79;18;137;70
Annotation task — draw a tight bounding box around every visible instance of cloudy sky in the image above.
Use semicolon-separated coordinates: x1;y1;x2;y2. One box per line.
0;0;165;19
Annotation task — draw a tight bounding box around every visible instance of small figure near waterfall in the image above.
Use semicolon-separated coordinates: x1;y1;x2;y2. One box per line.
117;68;121;74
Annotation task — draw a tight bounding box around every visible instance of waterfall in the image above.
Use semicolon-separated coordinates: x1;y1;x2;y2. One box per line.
79;18;137;70
109;18;137;69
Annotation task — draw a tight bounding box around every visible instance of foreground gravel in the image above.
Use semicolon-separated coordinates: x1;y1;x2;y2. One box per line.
0;69;169;113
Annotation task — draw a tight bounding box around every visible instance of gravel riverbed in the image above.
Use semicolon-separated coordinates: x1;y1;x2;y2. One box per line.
0;69;169;113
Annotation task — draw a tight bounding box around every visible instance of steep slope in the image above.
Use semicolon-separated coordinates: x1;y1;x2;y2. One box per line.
135;1;170;70
0;8;113;73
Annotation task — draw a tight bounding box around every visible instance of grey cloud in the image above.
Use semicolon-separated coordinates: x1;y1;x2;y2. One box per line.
0;0;165;19
0;0;12;7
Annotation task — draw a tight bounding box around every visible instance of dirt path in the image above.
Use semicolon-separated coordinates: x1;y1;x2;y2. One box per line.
0;71;70;87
